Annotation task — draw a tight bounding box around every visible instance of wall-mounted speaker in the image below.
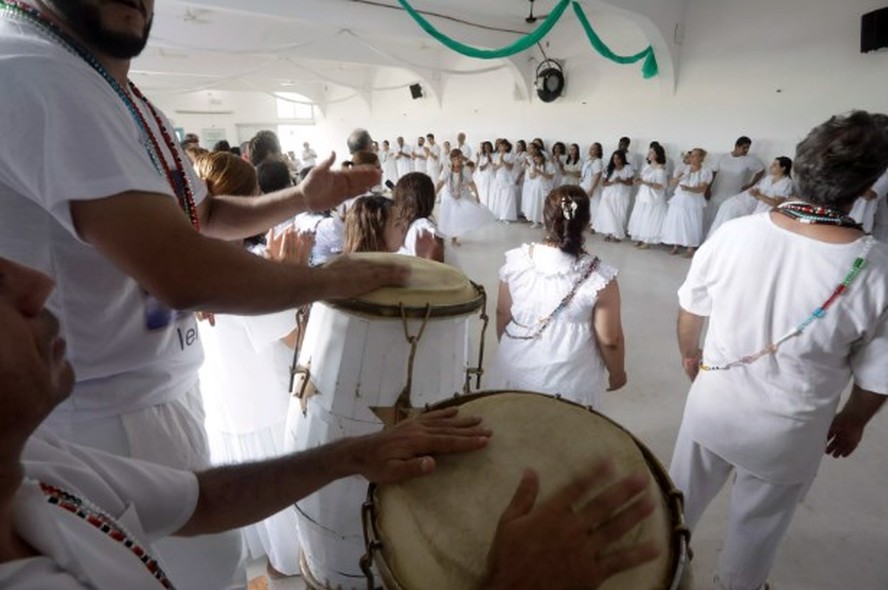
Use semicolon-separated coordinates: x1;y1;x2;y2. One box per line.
409;83;423;99
861;7;888;53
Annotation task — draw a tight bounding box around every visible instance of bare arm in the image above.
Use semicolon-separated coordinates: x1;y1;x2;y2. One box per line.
198;153;380;240
741;170;766;192
593;281;627;391
677;308;705;381
496;280;513;341
71;194;407;313
178;409;490;536
826;385;887;458
679;182;710;194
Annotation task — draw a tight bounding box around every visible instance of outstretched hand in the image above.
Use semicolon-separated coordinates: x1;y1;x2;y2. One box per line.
300;152;382;212
355;408;491;484
484;462;660;590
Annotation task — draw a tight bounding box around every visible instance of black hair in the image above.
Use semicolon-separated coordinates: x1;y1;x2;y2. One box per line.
256;159;293;194
607;149;627;178
735;136;752;147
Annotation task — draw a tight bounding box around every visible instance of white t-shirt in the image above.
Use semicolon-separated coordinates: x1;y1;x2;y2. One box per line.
0;431;198;589
0;19;207;424
301;148;318;169
395;143;414;175
678;214;888;484
413;145;428;174
458;143;473;161
711;153;765;199
398;217;442;256
580;158;604;192
870;170;888;242
426;143;442;179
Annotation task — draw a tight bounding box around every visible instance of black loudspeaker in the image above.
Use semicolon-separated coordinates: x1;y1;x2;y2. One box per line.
861;7;888;53
409;83;423;99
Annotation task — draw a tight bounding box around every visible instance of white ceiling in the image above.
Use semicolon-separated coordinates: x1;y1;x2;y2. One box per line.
133;0;684;101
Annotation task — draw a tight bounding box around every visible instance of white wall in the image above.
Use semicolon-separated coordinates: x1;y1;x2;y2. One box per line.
151;0;888;166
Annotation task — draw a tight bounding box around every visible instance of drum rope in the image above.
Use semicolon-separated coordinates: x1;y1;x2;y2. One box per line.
396;303;433;422
288;305;311;393
465;282;489;392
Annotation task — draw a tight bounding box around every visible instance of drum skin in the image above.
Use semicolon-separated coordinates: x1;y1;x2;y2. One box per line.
371;392;686;590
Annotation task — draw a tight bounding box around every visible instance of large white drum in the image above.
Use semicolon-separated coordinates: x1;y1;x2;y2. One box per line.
363;392;691;590
284;253;488;590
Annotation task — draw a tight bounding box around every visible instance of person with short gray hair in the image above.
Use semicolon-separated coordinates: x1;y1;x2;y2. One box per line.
671;111;888;590
347;128;373;155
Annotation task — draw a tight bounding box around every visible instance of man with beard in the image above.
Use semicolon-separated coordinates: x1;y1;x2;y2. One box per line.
0;1;407;587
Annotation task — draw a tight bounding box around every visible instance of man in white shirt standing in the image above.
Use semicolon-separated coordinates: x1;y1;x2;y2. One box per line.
425;133;443;181
671;112;888;590
395;135;414;178
705;136;765;233
301;141;318;172
0;2;406;588
457;131;473;162
413;135;428;176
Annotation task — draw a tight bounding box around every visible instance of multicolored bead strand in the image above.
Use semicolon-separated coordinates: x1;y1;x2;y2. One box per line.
700;237;874;371
0;0;199;230
777;201;862;229
40;482;175;588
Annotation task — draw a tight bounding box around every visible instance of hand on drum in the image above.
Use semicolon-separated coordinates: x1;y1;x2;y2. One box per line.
353;408;491;484
484;461;660;590
321;255;411;299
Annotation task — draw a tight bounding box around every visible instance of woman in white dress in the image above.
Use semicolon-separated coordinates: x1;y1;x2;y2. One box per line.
393;172;445;262
551;141;567;187
661;148;713;257
474;141;495;208
580;142;605;227
489;140;518;222
522;143;539;217
627;144;669;249
512;139;529;215
708;156;794;238
523;150;556;228
488;185;627;409
194;152;304;580
381;139;398;187
562;143;583;186
592;150;636;241
437;149;496;245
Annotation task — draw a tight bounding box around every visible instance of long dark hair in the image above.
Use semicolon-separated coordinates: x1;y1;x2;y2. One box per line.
607;149;627;178
566;143;581;166
394;172;435;223
543;186;591;258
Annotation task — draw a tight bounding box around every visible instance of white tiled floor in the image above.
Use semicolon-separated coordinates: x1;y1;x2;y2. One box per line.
251;220;888;590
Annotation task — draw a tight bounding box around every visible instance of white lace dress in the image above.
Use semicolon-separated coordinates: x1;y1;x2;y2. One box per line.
438;168;495;237
487;244;618;409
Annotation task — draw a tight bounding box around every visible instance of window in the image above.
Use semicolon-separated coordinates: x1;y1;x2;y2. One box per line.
275;92;314;121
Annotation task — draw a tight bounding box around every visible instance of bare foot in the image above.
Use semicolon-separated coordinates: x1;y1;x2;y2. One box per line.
638;243;649;250
684;247;695;258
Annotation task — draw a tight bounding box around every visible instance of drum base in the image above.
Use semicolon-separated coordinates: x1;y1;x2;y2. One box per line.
300;550;382;590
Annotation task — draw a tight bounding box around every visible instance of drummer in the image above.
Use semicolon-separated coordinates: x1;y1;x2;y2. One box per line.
0;255;659;589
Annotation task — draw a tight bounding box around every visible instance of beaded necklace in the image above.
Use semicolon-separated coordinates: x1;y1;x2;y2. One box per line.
39;482;175;588
777;201;861;229
700;235;874;371
0;0;200;230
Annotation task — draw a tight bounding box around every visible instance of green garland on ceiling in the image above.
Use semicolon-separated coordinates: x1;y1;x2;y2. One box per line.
394;0;659;79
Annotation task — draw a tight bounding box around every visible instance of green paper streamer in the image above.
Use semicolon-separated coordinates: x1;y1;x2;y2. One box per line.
395;0;571;59
572;2;658;79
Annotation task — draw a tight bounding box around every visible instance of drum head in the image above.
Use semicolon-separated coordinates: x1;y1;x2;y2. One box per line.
331;253;483;318
374;392;677;590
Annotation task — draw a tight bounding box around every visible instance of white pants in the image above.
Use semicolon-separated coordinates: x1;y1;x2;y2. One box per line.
51;384;247;590
669;428;807;590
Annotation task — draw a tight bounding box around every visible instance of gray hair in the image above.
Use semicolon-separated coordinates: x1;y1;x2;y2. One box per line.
347;128;373;155
793;111;888;208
